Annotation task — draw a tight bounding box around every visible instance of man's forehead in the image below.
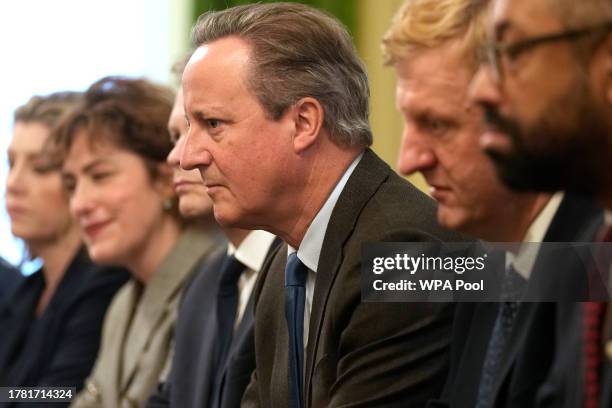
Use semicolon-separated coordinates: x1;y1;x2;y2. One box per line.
189;44;211;66
491;0;563;39
182;38;252;92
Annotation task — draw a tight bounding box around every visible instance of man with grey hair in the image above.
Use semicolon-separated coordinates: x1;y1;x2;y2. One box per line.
180;3;462;407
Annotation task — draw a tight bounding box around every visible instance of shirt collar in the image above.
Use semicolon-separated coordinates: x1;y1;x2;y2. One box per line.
228;229;277;272
604;210;612;227
512;192;563;279
288;152;363;272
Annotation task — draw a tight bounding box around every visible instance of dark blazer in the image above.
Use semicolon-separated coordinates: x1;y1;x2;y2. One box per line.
0;247;129;408
242;149;465;407
0;257;22;306
147;238;282;408
428;194;604;408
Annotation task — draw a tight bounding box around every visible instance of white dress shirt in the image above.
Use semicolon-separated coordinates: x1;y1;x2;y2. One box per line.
604;210;612;229
509;192;564;279
287;152;363;348
228;229;277;328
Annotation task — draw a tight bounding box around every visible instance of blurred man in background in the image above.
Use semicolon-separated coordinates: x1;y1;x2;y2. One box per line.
384;0;604;406
470;0;612;406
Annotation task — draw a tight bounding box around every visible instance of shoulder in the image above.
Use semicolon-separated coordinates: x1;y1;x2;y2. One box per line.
351;170;464;244
180;249;227;308
337;149;465;244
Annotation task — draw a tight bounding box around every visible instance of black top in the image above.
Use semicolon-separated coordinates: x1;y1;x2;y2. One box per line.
0;258;22;306
0;247;129;408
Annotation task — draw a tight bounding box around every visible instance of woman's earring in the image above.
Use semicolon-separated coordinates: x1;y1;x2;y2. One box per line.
163;198;173;211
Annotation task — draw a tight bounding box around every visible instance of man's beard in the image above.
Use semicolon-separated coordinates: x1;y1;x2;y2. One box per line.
481;78;611;197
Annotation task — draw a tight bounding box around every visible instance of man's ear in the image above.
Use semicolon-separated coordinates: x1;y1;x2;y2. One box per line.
153;163;175;199
291;97;324;153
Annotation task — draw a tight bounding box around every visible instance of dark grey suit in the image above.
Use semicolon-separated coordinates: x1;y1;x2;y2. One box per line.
242;149;465;407
147;238;281;408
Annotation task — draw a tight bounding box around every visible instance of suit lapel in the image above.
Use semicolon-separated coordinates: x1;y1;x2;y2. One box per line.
491;195;604;402
120;228;217;392
304;149;390;400
217;237;282;404
109;281;141;397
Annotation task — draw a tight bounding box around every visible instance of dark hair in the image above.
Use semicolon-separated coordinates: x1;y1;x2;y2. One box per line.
14;91;82;128
192;2;372;148
51;76;175;179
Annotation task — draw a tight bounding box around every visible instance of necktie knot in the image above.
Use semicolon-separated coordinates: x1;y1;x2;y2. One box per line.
285;252;308;288
218;255;245;296
501;263;527;301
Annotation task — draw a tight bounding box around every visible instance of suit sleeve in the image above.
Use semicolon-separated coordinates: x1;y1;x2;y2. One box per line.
326;302;453;407
425;303;479;408
325;229;455;407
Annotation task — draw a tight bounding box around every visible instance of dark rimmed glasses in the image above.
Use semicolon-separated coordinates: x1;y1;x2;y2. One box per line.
482;21;612;84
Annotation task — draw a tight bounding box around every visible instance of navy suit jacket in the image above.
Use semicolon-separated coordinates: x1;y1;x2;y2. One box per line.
147;238;282;408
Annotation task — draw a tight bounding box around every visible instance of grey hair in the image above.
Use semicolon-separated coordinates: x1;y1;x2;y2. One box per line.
191;2;372;148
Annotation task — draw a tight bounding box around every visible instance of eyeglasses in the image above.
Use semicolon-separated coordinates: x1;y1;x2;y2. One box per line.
482;21;612;84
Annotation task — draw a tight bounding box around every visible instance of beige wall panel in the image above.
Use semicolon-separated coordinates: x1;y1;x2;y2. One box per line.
355;0;428;193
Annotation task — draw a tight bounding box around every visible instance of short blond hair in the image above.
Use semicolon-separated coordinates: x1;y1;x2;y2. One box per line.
382;0;489;70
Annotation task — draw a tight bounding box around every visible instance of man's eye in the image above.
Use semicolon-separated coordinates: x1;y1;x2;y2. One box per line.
207;119;221;129
422;118;450;134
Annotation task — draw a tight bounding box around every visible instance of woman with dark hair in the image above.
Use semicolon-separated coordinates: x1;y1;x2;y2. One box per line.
55;77;222;408
0;92;129;407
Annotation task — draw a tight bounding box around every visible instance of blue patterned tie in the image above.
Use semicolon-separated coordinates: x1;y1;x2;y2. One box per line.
285;252;308;408
476;263;526;408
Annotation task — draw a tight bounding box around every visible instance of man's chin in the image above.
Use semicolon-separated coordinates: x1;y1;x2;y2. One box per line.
484;146;563;193
437;208;470;235
486;146;605;197
213;206;244;229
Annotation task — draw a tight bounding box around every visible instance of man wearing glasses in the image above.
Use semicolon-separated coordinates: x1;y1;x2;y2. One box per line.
471;0;612;406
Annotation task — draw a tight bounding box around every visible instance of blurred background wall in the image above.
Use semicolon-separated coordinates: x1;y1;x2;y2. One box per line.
0;0;426;268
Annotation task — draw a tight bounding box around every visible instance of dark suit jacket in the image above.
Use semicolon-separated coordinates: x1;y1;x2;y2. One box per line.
0;247;129;408
428;194;604;408
147;238;282;408
0;257;22;306
534;200;607;408
242;149;465;407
